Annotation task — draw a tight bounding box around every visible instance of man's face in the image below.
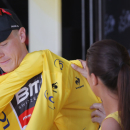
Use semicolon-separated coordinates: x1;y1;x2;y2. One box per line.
0;29;27;72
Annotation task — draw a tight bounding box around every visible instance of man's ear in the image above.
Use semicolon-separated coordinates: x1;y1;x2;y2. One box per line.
91;73;98;86
18;27;26;43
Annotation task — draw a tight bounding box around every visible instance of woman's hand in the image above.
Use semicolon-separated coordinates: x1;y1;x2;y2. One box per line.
71;60;87;78
90;103;106;125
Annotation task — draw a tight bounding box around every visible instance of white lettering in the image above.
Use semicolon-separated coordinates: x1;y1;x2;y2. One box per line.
11;25;19;28
15;80;40;104
16;87;29;104
23;114;31;121
28;80;39;96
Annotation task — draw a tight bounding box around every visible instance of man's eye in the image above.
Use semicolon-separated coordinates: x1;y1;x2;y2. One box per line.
0;43;7;46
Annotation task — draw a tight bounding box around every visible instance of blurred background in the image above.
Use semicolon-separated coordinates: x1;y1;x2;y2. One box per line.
0;0;130;60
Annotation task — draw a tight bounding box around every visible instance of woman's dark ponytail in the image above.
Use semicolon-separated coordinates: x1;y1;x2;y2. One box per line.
118;64;130;129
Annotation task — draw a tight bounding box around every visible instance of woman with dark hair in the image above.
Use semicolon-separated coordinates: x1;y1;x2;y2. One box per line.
72;39;130;130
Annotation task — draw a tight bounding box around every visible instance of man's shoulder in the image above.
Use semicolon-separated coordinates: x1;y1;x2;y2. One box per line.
42;49;70;70
38;50;83;75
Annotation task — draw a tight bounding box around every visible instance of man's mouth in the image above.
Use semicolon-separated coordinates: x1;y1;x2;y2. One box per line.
0;59;10;65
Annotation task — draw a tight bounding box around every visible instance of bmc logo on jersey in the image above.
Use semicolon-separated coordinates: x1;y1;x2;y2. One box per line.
11;73;42;129
16;80;40;104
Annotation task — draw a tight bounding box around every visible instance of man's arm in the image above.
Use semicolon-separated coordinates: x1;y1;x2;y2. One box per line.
71;60;106;125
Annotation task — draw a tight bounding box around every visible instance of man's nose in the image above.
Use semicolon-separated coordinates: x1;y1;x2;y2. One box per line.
0;53;4;58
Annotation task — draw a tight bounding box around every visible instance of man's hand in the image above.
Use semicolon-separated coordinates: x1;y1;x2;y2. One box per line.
71;60;87;78
90;103;106;125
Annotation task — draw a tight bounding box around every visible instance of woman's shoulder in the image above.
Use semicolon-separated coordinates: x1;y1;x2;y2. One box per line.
101;117;121;130
100;112;121;130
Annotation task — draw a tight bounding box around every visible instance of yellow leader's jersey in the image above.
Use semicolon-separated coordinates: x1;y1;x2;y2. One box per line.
0;50;101;130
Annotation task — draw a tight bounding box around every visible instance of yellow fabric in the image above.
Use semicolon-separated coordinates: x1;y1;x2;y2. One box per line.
0;50;101;130
0;104;21;130
99;111;121;130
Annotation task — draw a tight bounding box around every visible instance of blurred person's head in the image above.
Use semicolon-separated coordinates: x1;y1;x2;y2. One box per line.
0;8;28;72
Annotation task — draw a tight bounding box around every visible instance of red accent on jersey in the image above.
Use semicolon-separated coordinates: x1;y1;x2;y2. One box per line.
18;107;34;128
0;72;7;76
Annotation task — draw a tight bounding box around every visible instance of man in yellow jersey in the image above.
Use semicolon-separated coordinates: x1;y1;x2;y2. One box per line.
0;8;104;130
